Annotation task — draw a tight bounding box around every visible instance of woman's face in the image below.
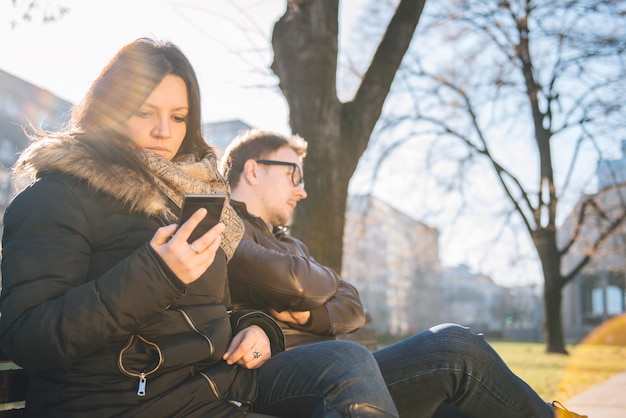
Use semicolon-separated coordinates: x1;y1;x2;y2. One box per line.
124;74;189;161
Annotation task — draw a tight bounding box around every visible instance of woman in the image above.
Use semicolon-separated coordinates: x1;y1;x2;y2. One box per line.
0;38;398;417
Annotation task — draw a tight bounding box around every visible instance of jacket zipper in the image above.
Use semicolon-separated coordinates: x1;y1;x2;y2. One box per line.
198;371;222;400
176;308;215;357
118;334;164;397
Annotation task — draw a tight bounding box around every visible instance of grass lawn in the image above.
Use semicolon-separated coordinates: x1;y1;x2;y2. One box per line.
488;341;626;401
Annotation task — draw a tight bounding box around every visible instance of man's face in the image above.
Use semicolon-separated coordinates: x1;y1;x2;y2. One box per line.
256;146;307;227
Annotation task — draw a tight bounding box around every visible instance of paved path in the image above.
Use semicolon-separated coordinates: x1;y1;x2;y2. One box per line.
562;370;626;417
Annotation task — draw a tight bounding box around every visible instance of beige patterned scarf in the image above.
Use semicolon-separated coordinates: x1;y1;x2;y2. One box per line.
140;151;244;261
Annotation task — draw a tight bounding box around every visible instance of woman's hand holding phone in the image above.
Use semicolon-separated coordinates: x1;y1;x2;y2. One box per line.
177;194;226;242
150;203;225;285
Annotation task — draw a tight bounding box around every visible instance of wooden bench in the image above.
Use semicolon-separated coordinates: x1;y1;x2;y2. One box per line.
0;351;26;417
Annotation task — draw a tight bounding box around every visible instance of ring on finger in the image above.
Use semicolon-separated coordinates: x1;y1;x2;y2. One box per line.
190;244;201;254
252;348;262;359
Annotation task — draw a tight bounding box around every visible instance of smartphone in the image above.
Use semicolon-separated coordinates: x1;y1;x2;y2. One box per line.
178;193;226;243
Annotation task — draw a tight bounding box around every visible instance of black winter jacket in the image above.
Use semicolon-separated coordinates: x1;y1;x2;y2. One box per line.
228;201;365;349
0;173;283;417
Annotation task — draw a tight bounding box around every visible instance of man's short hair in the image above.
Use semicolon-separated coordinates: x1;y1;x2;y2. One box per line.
221;129;308;188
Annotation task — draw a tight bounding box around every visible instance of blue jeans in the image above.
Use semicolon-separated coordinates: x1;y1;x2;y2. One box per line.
255;340;399;417
374;324;554;418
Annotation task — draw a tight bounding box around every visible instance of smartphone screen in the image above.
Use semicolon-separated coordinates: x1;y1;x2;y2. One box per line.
178;193;226;243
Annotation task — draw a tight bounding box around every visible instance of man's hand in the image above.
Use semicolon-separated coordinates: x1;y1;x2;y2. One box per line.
268;308;311;325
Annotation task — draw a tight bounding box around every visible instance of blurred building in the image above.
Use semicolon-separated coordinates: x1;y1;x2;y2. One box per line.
501;284;543;341
342;194;522;337
560;141;626;341
597;140;626;190
203;119;252;159
439;264;509;335
342;194;442;335
0;69;72;215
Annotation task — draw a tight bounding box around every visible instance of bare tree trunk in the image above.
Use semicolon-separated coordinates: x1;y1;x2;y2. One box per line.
543;281;566;354
533;229;568;353
271;0;426;270
271;0;347;270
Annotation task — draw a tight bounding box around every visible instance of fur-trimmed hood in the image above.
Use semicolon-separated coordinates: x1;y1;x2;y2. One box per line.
12;135;244;259
13;136;170;219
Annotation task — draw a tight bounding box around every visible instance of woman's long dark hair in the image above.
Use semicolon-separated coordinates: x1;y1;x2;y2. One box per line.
25;38;212;183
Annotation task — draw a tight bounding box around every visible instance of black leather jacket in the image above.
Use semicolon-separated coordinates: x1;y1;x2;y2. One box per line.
229;201;365;349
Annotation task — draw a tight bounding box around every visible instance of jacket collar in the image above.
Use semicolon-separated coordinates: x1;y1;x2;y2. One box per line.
231;200;289;238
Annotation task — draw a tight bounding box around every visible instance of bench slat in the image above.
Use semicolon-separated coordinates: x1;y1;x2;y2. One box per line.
0;353;27;418
0;401;25;412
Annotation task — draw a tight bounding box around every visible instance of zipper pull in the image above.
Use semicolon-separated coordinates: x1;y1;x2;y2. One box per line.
137;372;147;397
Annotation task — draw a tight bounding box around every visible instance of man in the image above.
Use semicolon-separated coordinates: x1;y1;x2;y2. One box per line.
221;129;586;418
221;130;366;349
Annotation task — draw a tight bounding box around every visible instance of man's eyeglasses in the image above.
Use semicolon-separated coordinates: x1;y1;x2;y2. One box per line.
255;160;305;187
